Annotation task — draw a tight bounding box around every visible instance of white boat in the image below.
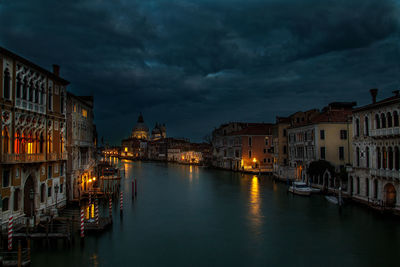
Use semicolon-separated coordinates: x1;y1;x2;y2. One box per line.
325;195;343;205
288;182;312;196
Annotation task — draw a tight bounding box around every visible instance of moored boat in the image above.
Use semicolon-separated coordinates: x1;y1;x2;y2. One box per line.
325;195;343;205
288;182;312;196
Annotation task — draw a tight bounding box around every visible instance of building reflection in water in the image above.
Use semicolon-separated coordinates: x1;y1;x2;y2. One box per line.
90;253;99;267
249;175;262;236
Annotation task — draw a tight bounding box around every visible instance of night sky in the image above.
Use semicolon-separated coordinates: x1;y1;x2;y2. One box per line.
1;0;399;144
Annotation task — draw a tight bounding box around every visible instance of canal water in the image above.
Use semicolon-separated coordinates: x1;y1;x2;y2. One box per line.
32;161;400;267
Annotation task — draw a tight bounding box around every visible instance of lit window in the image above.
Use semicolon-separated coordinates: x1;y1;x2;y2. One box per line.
82;109;87;118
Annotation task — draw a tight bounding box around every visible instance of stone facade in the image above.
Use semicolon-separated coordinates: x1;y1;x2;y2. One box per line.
66;93;96;200
0;47;68;227
350;89;400;213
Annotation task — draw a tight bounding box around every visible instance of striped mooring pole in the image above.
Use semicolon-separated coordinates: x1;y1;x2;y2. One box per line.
135;179;137;195
120;191;123;212
95;199;99;225
109;197;112;218
8;215;13;251
80;208;85;238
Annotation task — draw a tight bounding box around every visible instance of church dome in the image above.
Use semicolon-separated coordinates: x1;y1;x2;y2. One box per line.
131;113;149;139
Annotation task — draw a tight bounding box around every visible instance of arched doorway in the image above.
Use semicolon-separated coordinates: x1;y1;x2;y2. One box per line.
384;183;396;207
24;175;35;217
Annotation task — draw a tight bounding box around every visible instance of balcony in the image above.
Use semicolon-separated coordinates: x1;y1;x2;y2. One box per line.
370;169;400;180
370;127;400;138
47;153;58;161
1;153;45;163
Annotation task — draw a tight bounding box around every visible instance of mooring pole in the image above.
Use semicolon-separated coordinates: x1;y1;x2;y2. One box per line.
120;191;123;215
135;179;137;195
132;180;135;198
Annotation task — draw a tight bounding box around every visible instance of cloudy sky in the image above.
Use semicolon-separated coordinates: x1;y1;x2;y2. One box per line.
1;0;399;144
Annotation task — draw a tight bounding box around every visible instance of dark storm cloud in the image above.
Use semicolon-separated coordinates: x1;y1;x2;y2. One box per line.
0;0;399;143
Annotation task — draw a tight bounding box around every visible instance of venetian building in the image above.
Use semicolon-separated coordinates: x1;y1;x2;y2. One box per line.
0;47;68;226
66;93;96;200
131;113;149;140
350;89;400;214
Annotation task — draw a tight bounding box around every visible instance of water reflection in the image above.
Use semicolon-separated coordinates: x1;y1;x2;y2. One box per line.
89;253;99;267
249;176;262;235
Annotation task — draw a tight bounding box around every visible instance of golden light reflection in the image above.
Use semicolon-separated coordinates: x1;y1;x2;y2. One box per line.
90;253;99;267
249;175;262;231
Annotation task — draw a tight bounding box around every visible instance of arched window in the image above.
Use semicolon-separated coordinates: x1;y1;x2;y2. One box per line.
395;146;399;171
3;69;10;99
27;131;33;154
47;132;52;153
389;147;394;170
377;147;381;169
383;147;387;169
2;126;10;154
365;116;369;136
366;147;370;168
29;81;33;102
387;112;393;128
48;87;52;111
34;83;39;103
355;119;360;136
40;183;46;202
40;85;45;105
356;147;360;167
375;114;380;129
21;132;26;154
35;132;40;154
40;133;44;153
22;78;28;100
365;178;369;197
394;111;399;127
356;177;360;194
374;180;378;199
14;131;21;154
13;189;20;211
381;113;386;128
16;75;22;99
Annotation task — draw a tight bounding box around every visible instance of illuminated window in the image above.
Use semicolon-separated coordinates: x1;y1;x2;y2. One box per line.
14;131;21;154
27;132;34;154
73;103;77;112
82;109;87;118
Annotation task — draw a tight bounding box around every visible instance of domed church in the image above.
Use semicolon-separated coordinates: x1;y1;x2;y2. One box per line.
131;113;149;140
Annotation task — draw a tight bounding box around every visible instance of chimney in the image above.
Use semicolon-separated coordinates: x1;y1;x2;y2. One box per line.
369;88;378;104
52;64;60;76
392;90;399;97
